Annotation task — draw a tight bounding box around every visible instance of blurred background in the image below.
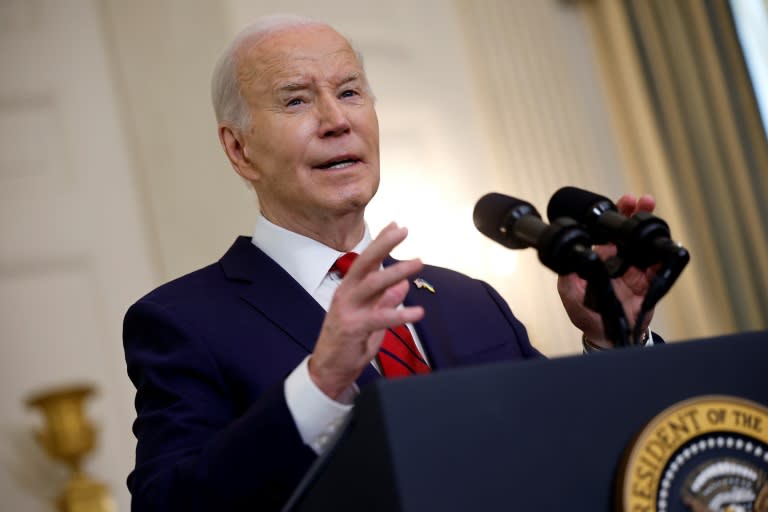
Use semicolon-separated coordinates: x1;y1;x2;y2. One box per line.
1;0;766;510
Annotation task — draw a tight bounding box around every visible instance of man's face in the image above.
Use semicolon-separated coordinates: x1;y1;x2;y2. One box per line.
235;24;380;231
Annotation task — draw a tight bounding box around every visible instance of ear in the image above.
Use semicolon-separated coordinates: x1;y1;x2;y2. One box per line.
219;123;259;182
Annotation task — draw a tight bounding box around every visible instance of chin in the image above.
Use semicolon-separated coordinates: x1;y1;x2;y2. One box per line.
324;192;373;216
337;180;378;206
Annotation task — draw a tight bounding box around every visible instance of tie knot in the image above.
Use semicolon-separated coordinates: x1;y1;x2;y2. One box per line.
331;252;359;277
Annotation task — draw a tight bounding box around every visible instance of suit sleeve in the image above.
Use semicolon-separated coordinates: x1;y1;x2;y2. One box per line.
124;299;316;512
480;280;545;359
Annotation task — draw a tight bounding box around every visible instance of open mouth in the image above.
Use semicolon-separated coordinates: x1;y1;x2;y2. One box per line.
315;157;361;170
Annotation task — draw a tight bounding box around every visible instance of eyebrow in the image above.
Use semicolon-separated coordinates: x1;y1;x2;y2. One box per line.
276;81;311;94
275;72;363;94
337;72;361;87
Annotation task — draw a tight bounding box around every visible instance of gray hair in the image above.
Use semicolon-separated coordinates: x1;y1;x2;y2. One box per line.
210;15;323;130
210;15;370;131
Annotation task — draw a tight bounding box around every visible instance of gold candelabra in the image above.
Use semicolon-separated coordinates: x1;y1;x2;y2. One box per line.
26;384;116;512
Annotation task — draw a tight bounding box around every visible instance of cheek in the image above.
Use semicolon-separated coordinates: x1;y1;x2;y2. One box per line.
278;124;317;163
256;116;314;156
362;109;379;140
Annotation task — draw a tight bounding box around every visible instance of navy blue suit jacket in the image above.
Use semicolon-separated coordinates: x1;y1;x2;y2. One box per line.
123;236;543;511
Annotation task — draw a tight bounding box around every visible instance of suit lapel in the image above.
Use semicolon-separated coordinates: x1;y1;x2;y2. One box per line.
221;237;382;387
220;237;327;354
219;241;463;386
386;257;460;370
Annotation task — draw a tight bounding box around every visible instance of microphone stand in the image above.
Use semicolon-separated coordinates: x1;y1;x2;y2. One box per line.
574;250;631;348
631;242;690;345
531;219;631;347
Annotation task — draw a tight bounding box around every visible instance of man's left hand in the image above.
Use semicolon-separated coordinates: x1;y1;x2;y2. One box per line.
557;193;657;348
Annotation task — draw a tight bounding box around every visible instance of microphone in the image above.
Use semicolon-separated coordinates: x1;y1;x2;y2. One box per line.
473;192;631;346
547;186;690;344
547;186;688;270
473;192;598;275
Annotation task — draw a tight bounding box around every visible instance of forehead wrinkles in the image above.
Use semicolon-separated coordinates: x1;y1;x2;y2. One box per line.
239;42;362;98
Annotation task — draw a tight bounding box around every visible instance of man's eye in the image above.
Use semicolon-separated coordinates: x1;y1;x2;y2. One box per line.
286;98;304;107
340;89;358;98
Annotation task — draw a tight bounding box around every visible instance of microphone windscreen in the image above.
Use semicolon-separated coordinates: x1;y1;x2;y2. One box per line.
547;186;613;223
473;193;538;245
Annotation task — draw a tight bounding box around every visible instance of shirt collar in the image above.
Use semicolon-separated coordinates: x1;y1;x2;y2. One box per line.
251;214;372;296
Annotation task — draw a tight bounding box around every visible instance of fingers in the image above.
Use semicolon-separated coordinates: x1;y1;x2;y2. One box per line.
616;193;656;217
615;194;636;216
637;194;656;213
341;222;424;304
363;303;425;334
327;221;424;333
344;222;407;278
335;279;423;336
374;279;425;326
309;223;425;396
346;260;423;306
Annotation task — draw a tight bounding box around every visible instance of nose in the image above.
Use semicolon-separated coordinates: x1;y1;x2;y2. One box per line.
316;93;351;138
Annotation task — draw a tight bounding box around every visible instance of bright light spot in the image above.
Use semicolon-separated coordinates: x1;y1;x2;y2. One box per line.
367;173;518;279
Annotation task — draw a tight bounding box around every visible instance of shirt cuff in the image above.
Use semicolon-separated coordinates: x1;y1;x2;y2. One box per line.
284;355;357;454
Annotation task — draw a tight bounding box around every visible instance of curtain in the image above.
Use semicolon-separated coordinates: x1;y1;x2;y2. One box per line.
455;0;635;353
458;0;768;341
581;0;768;335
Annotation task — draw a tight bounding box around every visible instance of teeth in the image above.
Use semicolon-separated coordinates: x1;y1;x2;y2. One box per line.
324;159;356;169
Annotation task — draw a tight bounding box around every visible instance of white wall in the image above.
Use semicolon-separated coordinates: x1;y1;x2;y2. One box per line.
0;1;157;510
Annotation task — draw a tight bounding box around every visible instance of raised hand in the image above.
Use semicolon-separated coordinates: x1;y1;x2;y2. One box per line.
309;223;424;398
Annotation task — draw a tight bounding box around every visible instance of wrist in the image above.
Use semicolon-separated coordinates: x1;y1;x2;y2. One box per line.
582;332;614;351
582;329;650;352
307;356;353;400
582;334;610;353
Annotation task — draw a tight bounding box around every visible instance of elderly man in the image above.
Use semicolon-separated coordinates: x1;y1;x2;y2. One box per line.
123;15;657;512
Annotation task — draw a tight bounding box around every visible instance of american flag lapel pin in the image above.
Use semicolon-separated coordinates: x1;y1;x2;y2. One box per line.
413;278;435;294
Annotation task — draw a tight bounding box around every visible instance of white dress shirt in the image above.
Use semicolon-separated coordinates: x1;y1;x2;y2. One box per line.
251;214;428;454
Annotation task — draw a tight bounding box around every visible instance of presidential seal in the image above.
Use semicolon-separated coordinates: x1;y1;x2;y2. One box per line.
618;396;768;512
